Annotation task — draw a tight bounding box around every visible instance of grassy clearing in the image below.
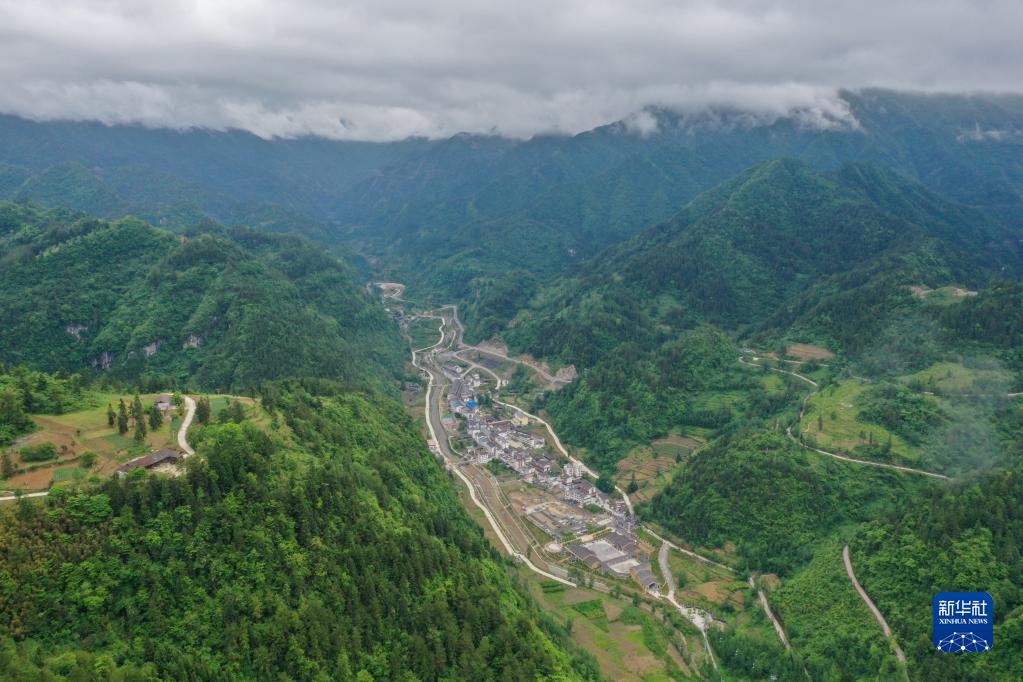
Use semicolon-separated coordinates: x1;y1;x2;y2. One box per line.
2;392;178;492
801;379;921;464
689;390;746;412
759;372;787;394
407;316;443;348
898;361;1015;396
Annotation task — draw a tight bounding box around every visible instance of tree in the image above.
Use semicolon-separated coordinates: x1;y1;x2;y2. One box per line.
133;414;147;442
117;399;129;435
0;386;28;431
626;473;639;494
80;451;97;468
196;396;212;425
106;403;116;427
1;452;13;478
131;394;144;426
172;391;184;417
595;475;615;494
147;404;164;431
228;400;246;423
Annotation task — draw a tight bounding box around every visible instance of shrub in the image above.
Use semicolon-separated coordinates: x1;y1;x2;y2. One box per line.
19;442;58;462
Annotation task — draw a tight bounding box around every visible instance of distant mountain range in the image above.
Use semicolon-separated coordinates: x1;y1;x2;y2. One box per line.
2;89;1022;299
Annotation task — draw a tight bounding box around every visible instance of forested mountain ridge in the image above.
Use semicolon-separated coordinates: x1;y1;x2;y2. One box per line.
0;202;404;392
0;161;337;243
3;90;1023;302
499;158;1016;367
0;381;598;680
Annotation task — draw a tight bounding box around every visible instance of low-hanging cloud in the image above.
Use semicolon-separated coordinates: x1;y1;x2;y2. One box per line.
0;0;1021;140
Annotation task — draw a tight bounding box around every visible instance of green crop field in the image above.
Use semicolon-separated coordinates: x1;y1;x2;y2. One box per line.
801;379;922;465
526;576;702;681
899;361;1015;396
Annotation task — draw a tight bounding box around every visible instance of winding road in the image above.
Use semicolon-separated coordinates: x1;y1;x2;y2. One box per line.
410;309;573;586
844;545;909;677
177;395;197;456
392;291;744;665
658;541;719;672
741;354;950;480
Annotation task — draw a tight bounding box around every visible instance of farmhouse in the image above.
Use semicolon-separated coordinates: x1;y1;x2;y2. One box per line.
115;448;184;477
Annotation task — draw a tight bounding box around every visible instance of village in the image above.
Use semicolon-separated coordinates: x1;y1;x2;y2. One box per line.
440;361;659;593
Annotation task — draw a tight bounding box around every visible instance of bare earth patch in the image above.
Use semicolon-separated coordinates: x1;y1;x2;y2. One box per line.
787;343;834;361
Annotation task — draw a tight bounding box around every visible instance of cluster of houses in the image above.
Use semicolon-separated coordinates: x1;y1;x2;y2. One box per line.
443;359;655;593
565;532;660;593
446;369;628;518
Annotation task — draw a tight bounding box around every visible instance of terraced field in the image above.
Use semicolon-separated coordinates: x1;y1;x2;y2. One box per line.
800;379;923;465
527;576;703;681
1;392;179;493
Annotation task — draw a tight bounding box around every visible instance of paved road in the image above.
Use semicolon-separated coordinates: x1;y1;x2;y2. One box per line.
411;311;572;586
657;541;718;672
0;490;49;503
444;303;570;388
738;355;818;387
785;425;950;479
844;545;909;676
747;576;791;651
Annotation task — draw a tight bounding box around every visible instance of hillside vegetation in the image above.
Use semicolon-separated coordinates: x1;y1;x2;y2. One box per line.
0;202;403;392
0;381;598;680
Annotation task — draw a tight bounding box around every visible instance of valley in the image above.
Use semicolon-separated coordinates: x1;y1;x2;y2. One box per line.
388;286;802;679
1;86;1023;680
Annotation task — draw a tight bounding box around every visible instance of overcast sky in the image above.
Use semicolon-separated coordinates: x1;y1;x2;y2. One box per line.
1;0;1021;140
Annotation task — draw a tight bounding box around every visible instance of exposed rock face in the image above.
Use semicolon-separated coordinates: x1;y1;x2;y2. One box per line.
65;323;87;339
92;351;114;370
182;334;203;349
555;365;578;383
143;340;163;357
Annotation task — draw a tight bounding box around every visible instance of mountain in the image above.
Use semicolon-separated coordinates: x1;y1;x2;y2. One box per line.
0;202;404;391
502;159;1016;367
3;90;1023;302
0;380;597;680
0;203;601;679
486;159;1023;476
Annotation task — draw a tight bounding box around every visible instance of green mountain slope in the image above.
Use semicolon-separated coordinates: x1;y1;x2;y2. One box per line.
3;90;1023;302
0;161;335;242
0;381;597;680
0;202;403;391
504;159;1014;367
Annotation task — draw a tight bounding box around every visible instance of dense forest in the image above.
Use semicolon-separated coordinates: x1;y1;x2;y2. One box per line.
501;159;1015;366
0;202;404;392
850;467;1023;679
0;381;598;680
0;364;90;446
645;431;929;575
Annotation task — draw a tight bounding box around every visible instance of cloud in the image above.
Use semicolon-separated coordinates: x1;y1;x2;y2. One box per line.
0;0;1021;140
